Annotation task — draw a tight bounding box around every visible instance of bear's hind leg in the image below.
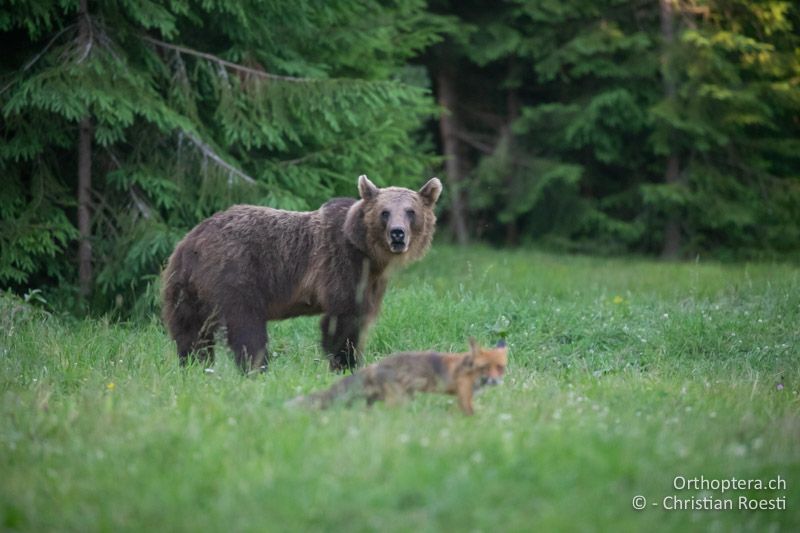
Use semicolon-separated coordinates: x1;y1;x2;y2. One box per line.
174;326;216;367
164;280;218;367
192;330;216;366
170;302;217;367
175;330;198;367
226;319;268;374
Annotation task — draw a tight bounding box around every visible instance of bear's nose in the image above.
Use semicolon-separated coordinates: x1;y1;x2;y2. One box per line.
390;228;405;242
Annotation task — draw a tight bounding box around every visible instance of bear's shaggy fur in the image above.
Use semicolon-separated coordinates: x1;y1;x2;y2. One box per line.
161;175;442;372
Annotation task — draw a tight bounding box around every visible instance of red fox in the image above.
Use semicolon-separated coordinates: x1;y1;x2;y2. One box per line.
287;339;507;415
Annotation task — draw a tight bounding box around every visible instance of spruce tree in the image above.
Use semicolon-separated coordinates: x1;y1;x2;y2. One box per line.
648;0;800;257
425;0;799;257
1;0;445;312
433;0;661;250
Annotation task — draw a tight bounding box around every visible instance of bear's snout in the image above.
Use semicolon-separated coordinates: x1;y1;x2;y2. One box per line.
390;228;405;242
389;227;408;253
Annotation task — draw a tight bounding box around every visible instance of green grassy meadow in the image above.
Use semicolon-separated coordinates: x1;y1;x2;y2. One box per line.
1;246;798;531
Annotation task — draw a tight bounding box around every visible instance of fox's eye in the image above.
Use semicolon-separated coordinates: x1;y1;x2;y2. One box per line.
380;210;390;222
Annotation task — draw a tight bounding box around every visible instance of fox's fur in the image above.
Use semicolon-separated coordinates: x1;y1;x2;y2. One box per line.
288;339;508;415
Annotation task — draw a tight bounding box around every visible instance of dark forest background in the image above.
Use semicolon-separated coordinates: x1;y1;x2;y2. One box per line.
2;0;799;316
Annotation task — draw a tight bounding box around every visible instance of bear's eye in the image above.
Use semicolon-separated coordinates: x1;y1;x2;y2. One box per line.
406;209;416;222
380;210;390;222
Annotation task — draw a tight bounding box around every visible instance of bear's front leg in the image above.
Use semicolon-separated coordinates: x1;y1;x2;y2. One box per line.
320;313;363;372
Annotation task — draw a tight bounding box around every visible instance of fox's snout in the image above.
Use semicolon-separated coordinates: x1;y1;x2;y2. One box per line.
477;375;503;388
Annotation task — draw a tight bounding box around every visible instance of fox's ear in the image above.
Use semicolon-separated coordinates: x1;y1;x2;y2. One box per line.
468;337;479;355
496;339;507;349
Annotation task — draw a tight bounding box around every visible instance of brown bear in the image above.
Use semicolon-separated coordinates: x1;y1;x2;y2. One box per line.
161;175;442;373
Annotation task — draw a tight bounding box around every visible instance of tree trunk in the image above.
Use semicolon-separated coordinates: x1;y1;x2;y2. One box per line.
661;154;682;258
436;69;469;245
77;117;92;299
77;0;93;298
659;0;682;259
504;87;521;246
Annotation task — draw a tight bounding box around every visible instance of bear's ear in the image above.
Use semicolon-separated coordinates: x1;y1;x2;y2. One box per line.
418;177;442;207
358;175;379;201
344;201;368;252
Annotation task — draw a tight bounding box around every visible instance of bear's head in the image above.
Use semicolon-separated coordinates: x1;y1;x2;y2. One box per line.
345;175;442;267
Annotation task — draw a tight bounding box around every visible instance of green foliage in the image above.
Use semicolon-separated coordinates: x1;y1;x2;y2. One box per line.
1;0;445;311
0;158;78;285
441;0;799;256
1;247;798;530
649;0;800;256
426;0;657;248
2;0;799;315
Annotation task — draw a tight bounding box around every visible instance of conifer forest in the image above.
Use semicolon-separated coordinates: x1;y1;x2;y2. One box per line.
2;1;799;314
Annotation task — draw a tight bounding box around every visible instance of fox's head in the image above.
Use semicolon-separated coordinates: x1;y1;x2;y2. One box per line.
467;338;508;389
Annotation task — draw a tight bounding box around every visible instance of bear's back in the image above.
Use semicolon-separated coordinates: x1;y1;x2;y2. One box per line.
170;205;317;308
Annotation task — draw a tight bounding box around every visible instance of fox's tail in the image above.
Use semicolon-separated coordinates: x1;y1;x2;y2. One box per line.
285;373;363;409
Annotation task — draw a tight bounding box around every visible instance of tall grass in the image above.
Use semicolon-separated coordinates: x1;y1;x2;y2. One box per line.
1;246;798;531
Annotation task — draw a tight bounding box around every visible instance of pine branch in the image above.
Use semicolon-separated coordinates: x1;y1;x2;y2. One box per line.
458;106;506;129
182;131;256;184
453;127;497;155
142;36;313;83
76;6;93;64
130;187;153;219
90;188;121;241
0;24;75;96
277;124;403;167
